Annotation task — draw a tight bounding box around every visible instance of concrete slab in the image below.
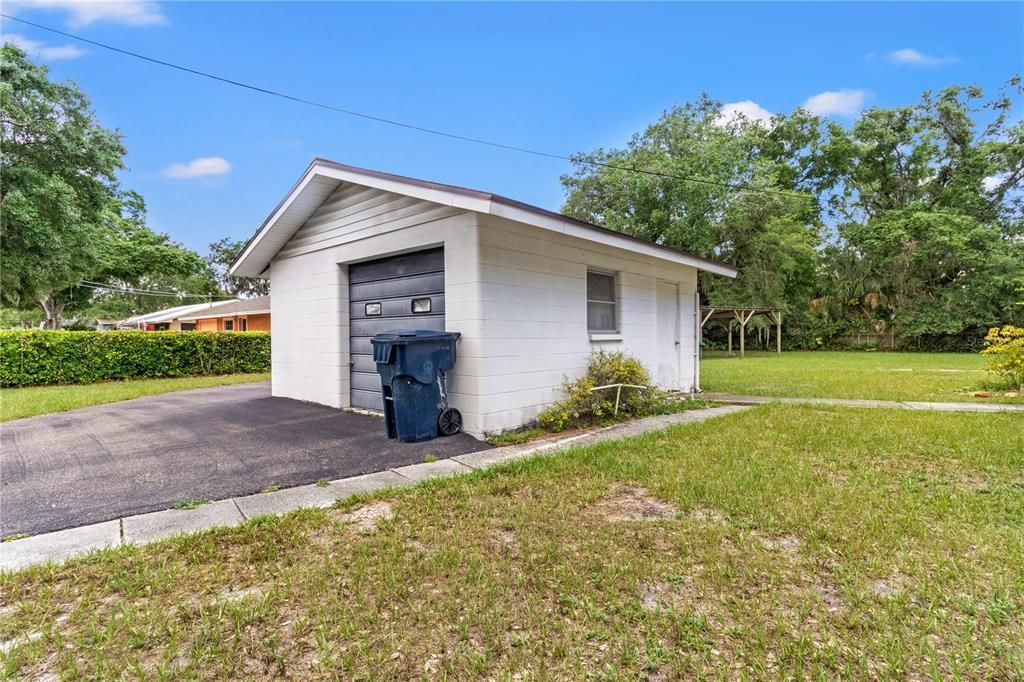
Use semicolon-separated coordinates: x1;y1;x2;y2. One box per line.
122;499;244;544
234;483;340;518
230;470;415;518
452;446;537;469
0;520;120;572
327;469;412;497
901;401;1024;412
391;458;473;483
703;393;1024;412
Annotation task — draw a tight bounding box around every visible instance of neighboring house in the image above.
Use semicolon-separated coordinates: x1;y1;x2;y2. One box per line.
178;295;271;331
117;300;238;331
230;159;737;437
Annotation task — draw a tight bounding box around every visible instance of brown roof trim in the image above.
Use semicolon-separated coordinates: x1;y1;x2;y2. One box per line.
232;158;737;276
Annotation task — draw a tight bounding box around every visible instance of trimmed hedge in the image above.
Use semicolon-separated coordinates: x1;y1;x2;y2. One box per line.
0;330;270;387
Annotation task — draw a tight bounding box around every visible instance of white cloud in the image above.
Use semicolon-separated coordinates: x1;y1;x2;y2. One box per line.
2;32;84;60
6;0;166;28
885;48;957;67
715;100;773;126
162;157;232;180
982;174;1006;192
802;89;867;117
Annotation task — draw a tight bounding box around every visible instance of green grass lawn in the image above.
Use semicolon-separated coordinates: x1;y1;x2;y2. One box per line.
2;405;1021;679
701;350;1023;403
0;373;270;421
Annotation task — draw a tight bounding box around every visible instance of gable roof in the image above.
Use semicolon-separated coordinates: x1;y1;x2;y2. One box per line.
179;295;270;321
230;158;738;279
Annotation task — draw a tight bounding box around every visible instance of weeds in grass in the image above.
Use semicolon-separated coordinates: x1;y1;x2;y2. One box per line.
487;427;546;446
173;499;210;510
315;479;330;488
260;484;281;493
422;454;439;463
1;533;29;543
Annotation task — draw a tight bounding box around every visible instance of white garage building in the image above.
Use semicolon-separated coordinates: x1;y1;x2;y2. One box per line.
230;159;737;438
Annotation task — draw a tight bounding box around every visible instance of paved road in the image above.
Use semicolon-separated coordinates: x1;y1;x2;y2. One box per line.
1;382;488;536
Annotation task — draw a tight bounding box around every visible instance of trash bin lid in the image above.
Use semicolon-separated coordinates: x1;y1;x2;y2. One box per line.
372;329;461;344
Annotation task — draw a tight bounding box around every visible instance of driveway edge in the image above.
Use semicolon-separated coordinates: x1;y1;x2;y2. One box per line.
0;404;749;573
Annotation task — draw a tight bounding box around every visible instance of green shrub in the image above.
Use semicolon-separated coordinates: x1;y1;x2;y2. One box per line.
537;351;679;432
981;325;1024;390
0;330;270;387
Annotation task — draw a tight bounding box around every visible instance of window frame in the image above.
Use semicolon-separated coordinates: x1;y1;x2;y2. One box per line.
586;269;619;333
223;319;234;331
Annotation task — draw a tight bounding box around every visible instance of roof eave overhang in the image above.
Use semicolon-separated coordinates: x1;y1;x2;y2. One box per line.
230;159;738;279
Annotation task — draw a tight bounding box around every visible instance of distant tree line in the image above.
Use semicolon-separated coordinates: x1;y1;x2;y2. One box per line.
562;83;1023;349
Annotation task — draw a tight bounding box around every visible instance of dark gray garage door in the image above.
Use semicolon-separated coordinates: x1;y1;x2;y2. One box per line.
348;248;445;410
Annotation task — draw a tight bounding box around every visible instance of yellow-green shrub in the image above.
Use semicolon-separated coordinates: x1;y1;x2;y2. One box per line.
981;325;1024;389
537;351;675;432
0;330;270;387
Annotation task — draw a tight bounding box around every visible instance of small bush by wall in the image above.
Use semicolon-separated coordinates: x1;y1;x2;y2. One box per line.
0;330;270;387
537;351;682;432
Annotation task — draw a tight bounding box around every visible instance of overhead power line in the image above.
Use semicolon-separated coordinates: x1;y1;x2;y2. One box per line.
0;13;812;202
78;281;236;300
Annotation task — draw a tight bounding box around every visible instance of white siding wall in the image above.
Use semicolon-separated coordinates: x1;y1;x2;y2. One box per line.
269;183;482;428
467;214;699;435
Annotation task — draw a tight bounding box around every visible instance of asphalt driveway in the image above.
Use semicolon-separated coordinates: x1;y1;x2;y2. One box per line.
1;382;489;536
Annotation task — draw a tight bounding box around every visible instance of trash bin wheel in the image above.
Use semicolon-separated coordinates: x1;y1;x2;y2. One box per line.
438;407;462;436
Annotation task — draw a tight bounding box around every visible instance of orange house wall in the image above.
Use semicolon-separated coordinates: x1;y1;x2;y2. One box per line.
194;314;270;332
245;314;270;331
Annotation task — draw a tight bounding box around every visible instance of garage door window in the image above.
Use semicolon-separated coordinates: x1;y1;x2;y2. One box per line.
587;270;617;332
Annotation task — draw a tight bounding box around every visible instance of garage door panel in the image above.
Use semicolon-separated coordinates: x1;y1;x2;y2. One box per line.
351;389;384;412
349;248;445;411
348;294;445;320
350;355;377;374
351;372;383;392
349;249;444;284
351;315;445;338
349;272;444;302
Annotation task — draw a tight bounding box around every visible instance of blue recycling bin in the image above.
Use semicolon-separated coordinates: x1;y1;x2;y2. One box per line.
371;330;462;443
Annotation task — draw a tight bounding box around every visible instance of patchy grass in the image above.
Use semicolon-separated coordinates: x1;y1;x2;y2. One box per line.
173;499;211;511
0;373;270;421
1;405;1022;679
702;351;1022;403
488;427;547;447
260;485;282;494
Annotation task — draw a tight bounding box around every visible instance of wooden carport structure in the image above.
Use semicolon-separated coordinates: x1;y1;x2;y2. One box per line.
700;306;783;357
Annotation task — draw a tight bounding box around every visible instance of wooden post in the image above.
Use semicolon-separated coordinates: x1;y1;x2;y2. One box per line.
776;311;782;354
739;318;745;358
727;321;733;353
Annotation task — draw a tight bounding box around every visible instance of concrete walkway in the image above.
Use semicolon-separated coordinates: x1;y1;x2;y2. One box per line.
703;393;1024;413
0;404;750;572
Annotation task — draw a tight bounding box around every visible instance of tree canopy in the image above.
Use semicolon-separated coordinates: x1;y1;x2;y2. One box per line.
561;81;1024;347
1;44;220;328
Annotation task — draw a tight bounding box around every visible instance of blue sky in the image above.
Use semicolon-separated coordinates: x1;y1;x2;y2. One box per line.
2;1;1022;254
